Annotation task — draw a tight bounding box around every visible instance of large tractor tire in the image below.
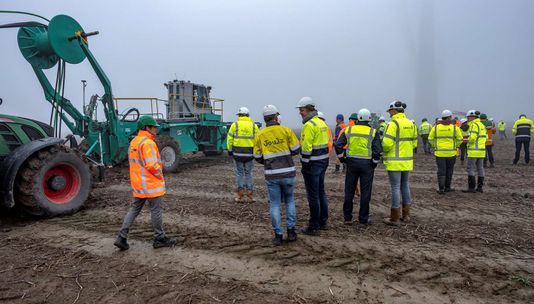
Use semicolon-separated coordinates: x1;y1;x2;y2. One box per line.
155;135;181;173
14;145;92;217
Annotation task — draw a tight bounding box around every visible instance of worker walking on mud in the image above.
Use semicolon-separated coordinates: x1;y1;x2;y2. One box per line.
254;105;301;246
114;116;177;250
333;114;347;173
512;114;534;165
335;108;381;225
459;118;469;164
419;118;432;154
296;97;330;235
227;107;259;203
480;114;496;168
463;110;487;193
382;101;417;226
498;120;507;140
428;110;463;194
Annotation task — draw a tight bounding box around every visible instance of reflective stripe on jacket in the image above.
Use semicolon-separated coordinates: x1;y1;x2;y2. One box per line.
129;130;166;198
467;119;487;158
381;113;417;171
512;117;534;139
344;125;377;159
253;123;300;180
227;116;259;161
419;121;432;135
428;123;463;157
300;115;330;165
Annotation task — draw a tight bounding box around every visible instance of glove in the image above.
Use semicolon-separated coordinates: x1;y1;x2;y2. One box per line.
371;159;379;169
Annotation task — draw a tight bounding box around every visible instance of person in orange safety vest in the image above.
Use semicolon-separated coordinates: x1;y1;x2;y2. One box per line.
114;116;177;251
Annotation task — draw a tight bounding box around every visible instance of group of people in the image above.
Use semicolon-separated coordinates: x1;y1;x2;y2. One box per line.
112;100;534;250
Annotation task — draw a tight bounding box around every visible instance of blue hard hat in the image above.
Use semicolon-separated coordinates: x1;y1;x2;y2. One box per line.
336;114;344;120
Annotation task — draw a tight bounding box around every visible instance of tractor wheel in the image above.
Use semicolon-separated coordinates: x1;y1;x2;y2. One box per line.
155;135;181;173
14;145;92;217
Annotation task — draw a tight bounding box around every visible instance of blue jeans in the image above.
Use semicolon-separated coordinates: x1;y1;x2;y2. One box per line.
302;162;329;230
233;160;253;190
266;177;296;235
387;171;412;209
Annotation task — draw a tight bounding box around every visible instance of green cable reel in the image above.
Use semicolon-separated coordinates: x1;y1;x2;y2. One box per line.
17;14;87;69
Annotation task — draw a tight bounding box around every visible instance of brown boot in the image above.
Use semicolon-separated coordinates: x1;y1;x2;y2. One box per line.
401;204;411;222
246;189;255;203
235;189;245;203
383;208;401;226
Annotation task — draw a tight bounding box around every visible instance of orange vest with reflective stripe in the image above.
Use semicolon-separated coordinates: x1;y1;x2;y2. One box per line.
129;130;166;198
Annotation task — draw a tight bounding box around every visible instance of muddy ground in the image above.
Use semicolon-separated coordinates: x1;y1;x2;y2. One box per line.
1;139;533;303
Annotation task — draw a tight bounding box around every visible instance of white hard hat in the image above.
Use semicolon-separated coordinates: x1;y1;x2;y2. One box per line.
317;111;325;119
489;117;494;121
296;96;315;108
262;104;279;116
357;108;372;122
466;109;479;117
379;116;386;121
460;118;468;124
387;100;406;112
441;109;453;118
237;107;250;115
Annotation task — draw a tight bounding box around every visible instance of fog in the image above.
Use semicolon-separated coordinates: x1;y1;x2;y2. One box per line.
1;0;532;130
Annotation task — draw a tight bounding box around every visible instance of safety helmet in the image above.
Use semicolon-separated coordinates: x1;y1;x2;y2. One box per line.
379;116;385;121
357;108;372;122
519;114;527;118
262;104;279;116
441;109;453;118
336;114;344;120
236;107;250;115
387;100;406;112
317;111;325;120
489;117;494;121
466;109;480;117
422;118;428;122
479;113;487;119
349;113;359;120
137;115;160;130
296;96;315;108
460;118;468;124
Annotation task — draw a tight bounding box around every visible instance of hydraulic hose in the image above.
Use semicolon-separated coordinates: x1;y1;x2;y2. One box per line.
0;10;50;22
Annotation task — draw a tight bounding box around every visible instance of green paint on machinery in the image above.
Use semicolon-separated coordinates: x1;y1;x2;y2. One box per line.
7;13;231;172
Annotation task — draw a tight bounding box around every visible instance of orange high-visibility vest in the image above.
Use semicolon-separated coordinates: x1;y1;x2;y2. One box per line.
129;130;166;198
340;120;356;149
327;127;333;155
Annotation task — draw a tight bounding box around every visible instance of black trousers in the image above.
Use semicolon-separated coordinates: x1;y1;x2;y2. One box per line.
514;138;530;164
484;145;494;165
343;159;374;223
459;143;467;161
436;156;456;179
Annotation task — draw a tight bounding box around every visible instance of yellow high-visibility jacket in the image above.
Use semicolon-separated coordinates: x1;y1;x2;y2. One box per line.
300;115;330;165
467;118;487;158
382;113;418;171
512;117;534;139
227;116;259;161
428;123;463;157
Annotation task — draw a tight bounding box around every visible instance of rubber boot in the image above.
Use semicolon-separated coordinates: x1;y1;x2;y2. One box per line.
462;176;477;193
444;176;455;192
383;208;401;226
246;189;255;203
287;228;297;242
437;176;446;194
272;234;283;246
476;177;484;193
235;189;245;203
401;204;411;222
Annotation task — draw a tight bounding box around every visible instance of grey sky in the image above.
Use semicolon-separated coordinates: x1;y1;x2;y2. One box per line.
1;0;533;129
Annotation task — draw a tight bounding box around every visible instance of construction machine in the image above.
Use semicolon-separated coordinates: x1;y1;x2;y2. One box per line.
0;11;231;217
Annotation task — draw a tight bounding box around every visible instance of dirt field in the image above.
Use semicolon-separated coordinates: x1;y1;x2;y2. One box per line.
1;139;533;303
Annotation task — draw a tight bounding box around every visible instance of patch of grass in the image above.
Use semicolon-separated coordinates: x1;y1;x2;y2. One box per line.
511;275;533;287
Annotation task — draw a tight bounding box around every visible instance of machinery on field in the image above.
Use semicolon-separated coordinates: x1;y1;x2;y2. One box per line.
0;11;230;217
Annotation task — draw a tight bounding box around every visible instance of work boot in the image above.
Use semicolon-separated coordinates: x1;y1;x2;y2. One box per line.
444;176;455;192
272;234;283;246
333;164;340;173
153;236;177;249
476;177;485;193
343;219;353;226
383;208;401;226
113;236;129;251
235;189;245;203
300;226;320;236
462;176;477;193
246;189;255;203
287;228;297;242
437;176;446;194
400;204;411;222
